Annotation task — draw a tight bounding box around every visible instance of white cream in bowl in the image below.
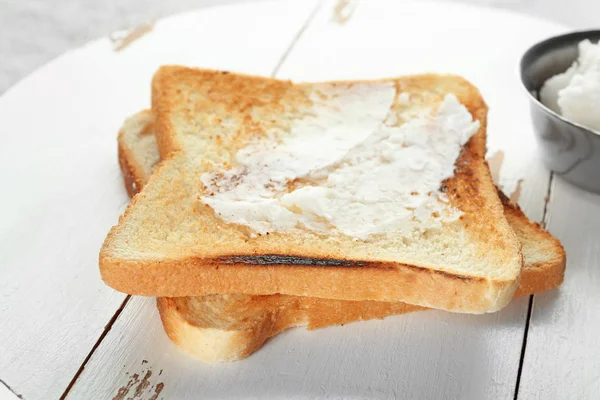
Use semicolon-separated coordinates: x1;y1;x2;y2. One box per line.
540;39;600;132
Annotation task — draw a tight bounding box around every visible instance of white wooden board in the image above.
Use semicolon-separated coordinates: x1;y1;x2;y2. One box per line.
518;178;600;400
0;1;318;399
64;1;568;399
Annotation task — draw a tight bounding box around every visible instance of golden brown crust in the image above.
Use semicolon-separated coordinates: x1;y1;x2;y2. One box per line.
498;190;566;296
157;295;424;361
117;110;153;198
102;70;523;313
158;297;285;361
118;140;143;199
102;256;515;312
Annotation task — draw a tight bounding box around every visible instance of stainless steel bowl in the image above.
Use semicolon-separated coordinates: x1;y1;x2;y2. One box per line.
520;30;600;193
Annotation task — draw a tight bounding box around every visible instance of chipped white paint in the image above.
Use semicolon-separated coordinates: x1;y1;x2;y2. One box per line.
67;1;566;399
109;21;156;52
4;0;600;95
331;0;358;24
0;1;318;399
518;178;600;400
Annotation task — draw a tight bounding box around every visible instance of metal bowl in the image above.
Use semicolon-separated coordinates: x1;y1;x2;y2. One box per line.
520;30;600;193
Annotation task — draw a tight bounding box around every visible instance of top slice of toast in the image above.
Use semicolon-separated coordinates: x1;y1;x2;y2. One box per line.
118;109;566;301
101;67;523;313
118;110;565;361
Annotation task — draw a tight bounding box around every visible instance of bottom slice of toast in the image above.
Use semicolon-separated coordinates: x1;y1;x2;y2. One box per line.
119;110;566;362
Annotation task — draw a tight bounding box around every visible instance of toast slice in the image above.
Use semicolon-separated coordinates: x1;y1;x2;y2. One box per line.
102;68;523;313
118;111;565;361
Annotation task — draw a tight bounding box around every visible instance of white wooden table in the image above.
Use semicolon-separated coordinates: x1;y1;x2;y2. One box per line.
0;1;598;399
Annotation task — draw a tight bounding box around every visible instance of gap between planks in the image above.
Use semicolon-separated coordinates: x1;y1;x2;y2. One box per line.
59;295;131;399
271;0;324;77
0;377;24;399
57;3;323;399
513;171;555;400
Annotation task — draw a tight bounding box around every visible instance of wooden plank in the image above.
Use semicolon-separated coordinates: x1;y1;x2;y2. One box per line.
517;178;600;399
0;1;319;399
64;1;566;399
69;297;533;399
0;382;20;400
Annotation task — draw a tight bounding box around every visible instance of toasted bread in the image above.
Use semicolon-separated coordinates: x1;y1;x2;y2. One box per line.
117;110;565;361
102;68;523;313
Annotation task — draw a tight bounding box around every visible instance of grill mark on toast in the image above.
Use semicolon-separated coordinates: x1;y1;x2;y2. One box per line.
218;255;369;267
215;255;479;281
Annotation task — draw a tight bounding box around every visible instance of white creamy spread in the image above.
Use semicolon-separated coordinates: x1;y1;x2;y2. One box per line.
540;39;600;132
201;85;480;239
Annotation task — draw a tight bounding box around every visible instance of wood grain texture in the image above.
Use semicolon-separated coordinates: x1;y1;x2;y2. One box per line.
0;1;318;399
65;1;565;399
518;178;600;400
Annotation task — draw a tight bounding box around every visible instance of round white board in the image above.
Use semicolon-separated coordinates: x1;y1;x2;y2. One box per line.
0;1;568;399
